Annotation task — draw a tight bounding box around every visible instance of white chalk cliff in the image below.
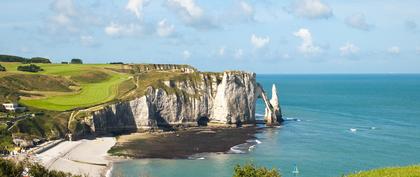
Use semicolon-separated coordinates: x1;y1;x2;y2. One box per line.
76;66;282;135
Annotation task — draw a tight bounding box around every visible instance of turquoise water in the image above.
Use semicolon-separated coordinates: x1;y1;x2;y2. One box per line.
111;74;420;177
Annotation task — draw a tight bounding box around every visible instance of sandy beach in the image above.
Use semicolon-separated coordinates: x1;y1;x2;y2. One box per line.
34;137;116;177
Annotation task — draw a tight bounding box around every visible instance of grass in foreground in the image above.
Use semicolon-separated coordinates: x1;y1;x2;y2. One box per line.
346;165;420;177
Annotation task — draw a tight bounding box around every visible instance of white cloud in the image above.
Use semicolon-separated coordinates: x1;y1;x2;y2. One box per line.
126;0;149;19
167;0;203;20
219;47;225;56
49;0;78;33
47;0;101;36
157;19;175;37
234;48;244;59
183;50;191;59
293;28;321;55
282;54;290;59
166;0;216;29
80;35;95;46
387;46;400;54
251;34;270;49
339;42;360;55
287;0;333;19
104;22;142;37
240;1;254;16
345;13;372;31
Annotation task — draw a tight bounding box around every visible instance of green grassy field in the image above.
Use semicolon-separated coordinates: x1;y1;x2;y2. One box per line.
0;62;130;111
346;165;420;177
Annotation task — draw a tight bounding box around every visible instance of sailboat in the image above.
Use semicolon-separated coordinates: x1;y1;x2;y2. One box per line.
292;164;299;175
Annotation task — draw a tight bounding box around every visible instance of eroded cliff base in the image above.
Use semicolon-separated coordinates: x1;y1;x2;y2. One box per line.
108;126;262;159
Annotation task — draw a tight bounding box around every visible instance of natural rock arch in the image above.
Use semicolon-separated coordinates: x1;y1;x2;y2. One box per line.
256;84;283;125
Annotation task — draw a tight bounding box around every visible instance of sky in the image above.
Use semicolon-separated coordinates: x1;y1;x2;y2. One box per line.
0;0;420;74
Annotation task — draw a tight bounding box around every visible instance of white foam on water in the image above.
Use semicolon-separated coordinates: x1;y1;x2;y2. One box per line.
229;146;246;154
350;128;357;132
249;145;256;151
255;113;264;117
371;127;376;130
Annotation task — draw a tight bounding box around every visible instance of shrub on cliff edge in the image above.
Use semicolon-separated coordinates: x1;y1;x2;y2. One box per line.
233;163;281;177
0;64;5;72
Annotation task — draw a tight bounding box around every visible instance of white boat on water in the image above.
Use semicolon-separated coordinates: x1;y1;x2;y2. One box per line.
292;164;299;175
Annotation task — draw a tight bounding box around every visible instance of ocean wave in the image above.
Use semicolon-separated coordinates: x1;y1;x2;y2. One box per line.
255;113;265;117
228;139;261;154
349;126;377;132
284;117;302;122
188;156;206;160
246;139;262;144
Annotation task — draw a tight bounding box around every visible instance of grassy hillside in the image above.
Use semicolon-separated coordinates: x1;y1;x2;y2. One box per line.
0;61;208;150
0;62;130;111
346;165;420;177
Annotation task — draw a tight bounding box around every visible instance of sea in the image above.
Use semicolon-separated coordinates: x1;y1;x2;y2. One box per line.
110;74;420;177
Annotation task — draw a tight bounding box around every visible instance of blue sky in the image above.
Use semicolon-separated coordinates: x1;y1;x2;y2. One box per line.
1;0;419;73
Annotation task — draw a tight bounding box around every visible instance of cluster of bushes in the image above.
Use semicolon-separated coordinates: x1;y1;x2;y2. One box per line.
17;64;43;73
0;55;51;64
0;158;81;177
233;163;281;177
70;59;83;64
0;64;5;72
0;55;85;64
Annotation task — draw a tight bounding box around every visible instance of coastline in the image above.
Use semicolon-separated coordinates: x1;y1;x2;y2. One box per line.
34;137;117;177
32;125;263;177
108;126;262;159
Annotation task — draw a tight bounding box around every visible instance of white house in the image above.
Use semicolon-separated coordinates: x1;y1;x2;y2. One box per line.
2;103;26;112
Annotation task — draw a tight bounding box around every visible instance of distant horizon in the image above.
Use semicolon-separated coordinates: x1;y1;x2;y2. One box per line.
3;54;420;75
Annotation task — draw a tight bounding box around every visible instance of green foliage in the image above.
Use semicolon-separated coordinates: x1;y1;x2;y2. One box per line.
0;54;27;62
70;59;83;64
27;57;52;64
233;163;281;177
0;55;51;64
0;124;13;152
110;62;124;64
0;64;5;71
346;165;420;177
10;111;70;140
17;64;44;72
0;158;80;177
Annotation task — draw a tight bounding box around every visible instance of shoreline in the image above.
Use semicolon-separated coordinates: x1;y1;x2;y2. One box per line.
32;125;264;177
34;137;117;177
108;126;262;159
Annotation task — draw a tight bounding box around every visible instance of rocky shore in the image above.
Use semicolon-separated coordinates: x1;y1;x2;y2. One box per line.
108;126;262;159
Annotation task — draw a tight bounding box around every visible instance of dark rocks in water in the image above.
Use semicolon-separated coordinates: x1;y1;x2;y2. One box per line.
109;127;262;159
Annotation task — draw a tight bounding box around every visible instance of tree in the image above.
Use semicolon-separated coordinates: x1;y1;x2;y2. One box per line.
28;57;51;63
70;59;83;64
233;163;281;177
0;64;5;72
17;64;44;72
0;55;27;62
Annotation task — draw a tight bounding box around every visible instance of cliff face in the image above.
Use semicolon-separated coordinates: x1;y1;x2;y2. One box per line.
80;66;281;135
